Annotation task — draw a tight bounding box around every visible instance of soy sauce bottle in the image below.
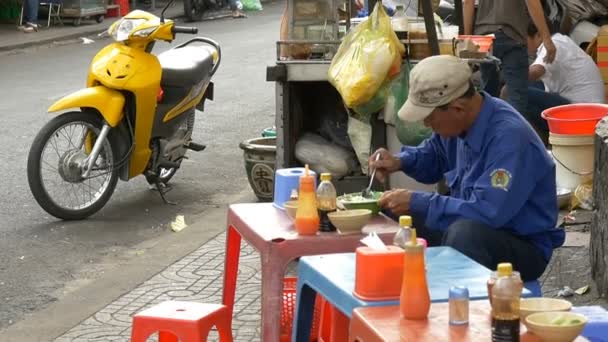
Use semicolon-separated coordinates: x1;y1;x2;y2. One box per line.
491;263;523;342
316;173;337;232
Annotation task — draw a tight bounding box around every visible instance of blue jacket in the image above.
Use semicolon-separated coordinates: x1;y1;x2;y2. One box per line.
400;93;565;261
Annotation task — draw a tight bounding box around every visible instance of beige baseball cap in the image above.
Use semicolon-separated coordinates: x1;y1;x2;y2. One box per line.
398;55;472;122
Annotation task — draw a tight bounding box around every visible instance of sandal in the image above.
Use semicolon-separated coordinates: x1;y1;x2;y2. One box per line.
232;10;247;18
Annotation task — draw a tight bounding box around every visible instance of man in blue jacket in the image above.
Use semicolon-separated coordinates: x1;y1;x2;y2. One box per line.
371;55;564;281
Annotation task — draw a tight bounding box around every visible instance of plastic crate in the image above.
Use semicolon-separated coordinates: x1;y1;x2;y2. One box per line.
281;277;322;342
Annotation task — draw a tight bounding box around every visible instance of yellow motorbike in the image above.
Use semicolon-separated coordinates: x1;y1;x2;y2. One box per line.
27;2;220;220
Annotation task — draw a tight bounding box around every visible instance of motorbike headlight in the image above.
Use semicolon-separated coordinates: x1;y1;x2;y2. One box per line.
112;18;147;41
131;26;158;38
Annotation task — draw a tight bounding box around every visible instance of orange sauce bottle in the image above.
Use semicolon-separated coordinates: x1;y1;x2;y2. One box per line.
399;226;431;320
295;165;320;235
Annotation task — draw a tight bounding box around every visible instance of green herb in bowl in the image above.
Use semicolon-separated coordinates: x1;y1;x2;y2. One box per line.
337;191;383;215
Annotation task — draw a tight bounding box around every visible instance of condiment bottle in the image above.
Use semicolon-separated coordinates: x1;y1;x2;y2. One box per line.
491;263;523;342
295;165;320;235
393;215;413;249
316;173;337;232
449;286;469;325
487;269;521;306
399;226;430;320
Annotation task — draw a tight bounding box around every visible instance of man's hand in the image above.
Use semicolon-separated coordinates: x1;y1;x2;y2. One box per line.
542;38;557;63
378;189;413;216
369;148;401;183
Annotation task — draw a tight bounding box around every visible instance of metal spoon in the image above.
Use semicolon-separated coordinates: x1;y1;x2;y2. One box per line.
362;153;381;198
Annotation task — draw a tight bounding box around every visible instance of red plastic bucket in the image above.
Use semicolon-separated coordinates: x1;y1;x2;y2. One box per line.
541;104;608;135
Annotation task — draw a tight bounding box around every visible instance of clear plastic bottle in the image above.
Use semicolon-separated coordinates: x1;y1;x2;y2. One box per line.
316;173;337;232
391;5;409;40
449;286;469;325
393;215;413;248
295;165;320;235
491;263;523;342
399;227;430;320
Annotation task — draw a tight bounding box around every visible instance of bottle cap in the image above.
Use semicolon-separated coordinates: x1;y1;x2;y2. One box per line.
449;286;469;300
300;165;315;190
320;173;332;181
497;263;513;277
399;215;412;227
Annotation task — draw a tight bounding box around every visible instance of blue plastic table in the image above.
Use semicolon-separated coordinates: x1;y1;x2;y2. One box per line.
292;247;535;342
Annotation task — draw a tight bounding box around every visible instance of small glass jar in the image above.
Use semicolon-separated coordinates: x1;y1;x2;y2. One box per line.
449;286;469;325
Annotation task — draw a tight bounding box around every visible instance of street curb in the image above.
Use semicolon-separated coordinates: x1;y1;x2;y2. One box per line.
0;26;111;53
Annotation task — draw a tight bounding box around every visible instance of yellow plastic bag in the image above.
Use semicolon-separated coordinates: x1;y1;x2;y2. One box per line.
328;3;405;108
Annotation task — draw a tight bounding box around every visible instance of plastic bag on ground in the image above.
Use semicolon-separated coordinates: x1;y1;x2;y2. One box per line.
242;0;262;11
570;179;593;210
295;133;359;179
328;3;405;108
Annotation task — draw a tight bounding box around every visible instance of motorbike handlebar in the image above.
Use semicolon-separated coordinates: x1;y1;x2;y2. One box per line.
172;26;198;35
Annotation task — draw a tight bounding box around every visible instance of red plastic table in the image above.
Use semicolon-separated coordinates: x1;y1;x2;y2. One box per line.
221;203;399;342
349;301;589;341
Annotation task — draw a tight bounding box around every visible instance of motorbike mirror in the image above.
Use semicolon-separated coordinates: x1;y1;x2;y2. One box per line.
160;0;175;23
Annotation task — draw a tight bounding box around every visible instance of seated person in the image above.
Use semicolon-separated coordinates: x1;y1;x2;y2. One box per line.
522;19;604;141
370;55;564;281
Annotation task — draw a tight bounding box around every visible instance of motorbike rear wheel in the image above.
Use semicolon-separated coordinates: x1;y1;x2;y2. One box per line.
27;111;119;220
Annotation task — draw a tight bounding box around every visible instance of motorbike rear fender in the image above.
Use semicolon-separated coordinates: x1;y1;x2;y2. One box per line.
48;86;125;127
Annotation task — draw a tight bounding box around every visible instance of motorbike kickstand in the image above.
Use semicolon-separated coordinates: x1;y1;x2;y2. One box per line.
155;180;177;205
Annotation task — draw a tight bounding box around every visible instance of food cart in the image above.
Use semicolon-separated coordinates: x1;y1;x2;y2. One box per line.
60;0;108;25
266;0;476;194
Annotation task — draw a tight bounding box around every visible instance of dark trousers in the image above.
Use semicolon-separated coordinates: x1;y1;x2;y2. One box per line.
412;217;548;282
481;31;529;115
23;0;39;24
525;84;571;138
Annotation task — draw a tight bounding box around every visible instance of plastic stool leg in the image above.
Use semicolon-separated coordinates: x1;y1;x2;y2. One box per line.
318;299;331;342
215;309;234;342
158;331;179;342
329;306;350;342
293;283;317;342
222;225;241;313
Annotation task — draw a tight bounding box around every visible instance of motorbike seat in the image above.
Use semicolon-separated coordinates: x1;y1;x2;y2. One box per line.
158;45;215;87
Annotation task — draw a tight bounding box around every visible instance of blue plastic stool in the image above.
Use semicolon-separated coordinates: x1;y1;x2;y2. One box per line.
572;306;608;342
523;280;542;297
272;168;316;209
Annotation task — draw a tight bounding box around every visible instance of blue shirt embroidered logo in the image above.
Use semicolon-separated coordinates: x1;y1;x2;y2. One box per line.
490;169;512;191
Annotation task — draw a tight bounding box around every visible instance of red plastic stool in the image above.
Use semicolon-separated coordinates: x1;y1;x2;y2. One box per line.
318;301;350;342
131;301;233;342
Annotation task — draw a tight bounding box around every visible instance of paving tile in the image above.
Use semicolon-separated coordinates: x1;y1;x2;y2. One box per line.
54;232;266;341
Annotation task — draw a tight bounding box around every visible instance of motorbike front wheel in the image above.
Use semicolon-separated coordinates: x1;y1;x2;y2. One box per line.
27;111;119;220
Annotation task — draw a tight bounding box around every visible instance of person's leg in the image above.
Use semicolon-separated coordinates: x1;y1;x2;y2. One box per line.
480;59;501;97
498;32;529;115
24;0;39;27
442;219;547;281
526;86;571;138
227;0;246;18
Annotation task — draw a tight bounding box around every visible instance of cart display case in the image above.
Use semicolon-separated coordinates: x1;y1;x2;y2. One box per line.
268;0;468;193
60;0;107;25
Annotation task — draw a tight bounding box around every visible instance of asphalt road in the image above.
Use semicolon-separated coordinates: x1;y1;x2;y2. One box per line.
0;3;281;331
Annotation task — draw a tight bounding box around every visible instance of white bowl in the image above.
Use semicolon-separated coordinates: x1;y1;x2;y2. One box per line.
328;209;372;234
525;311;587;342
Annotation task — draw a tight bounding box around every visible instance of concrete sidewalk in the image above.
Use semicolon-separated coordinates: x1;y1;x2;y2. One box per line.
0;1;235;52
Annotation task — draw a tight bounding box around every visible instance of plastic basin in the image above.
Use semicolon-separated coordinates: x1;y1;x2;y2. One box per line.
541;104;608;135
456;35;495;52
